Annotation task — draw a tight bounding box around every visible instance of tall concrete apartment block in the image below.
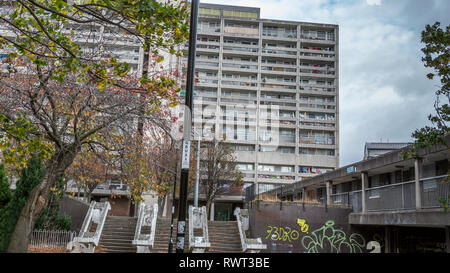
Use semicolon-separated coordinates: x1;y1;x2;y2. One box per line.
179;3;339;192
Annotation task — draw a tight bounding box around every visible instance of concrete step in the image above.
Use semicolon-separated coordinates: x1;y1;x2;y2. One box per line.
99;246;136;253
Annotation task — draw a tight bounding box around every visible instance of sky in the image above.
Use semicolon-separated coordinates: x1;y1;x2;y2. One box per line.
200;0;450;167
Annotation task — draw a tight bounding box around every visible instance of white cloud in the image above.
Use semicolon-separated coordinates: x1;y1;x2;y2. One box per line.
366;0;381;6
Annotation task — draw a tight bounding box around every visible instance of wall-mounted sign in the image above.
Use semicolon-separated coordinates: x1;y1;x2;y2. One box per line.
346;166;356;173
181;140;191;169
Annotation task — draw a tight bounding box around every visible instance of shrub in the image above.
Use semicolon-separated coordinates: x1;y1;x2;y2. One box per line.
0;155;45;252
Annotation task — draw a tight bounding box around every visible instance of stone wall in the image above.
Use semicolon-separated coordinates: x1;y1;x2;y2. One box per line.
248;201;384;253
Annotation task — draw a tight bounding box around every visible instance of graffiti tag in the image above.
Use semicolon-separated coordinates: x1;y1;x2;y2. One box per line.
297;218;309;234
265;226;300;242
301;220;366;253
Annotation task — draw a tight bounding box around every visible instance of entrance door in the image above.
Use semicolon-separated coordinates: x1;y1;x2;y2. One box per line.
214;203;233;221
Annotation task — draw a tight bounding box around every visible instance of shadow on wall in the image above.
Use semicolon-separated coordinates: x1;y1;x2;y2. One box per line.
248;201;384;253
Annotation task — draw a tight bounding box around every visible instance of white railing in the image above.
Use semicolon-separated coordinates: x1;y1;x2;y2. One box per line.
132;202;158;253
234;207;267;253
29;230;77;249
67;201;111;253
188;206;210;253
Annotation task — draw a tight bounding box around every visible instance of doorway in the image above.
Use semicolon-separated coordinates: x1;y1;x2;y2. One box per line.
214;203;233;221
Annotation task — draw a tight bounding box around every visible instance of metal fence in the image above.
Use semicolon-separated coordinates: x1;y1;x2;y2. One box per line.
29;230;77;248
421;175;450;208
365;181;415;212
330;190;362;212
245;183;284;203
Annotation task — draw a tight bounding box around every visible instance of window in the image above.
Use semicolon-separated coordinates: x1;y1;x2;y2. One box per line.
281;147;294;154
258;165;275;172
199;8;221;16
236;163;254;171
223;10;258;19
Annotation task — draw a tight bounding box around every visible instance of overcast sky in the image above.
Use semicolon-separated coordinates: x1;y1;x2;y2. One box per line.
200;0;450;167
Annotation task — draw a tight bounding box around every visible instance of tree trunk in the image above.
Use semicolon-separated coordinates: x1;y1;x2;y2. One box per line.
7;148;78;252
205;199;212;220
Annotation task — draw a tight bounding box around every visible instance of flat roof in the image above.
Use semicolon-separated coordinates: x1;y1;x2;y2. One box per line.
198;2;338;28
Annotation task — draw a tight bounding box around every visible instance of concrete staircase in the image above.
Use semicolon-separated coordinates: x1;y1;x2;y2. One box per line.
208;221;242;253
152;218;189;253
96;217;243;253
97;216;137;253
153;218;242;253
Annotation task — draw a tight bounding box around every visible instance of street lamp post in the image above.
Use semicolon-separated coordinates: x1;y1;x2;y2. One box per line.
193;129;201;208
168;146;179;253
176;0;199;253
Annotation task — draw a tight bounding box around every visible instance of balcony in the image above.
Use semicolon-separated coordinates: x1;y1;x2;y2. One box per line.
298;103;336;112
196;61;219;70
261;66;297;75
197;27;221;34
220;98;257;106
299;136;335;145
262;31;297;41
223;26;259;36
221;62;258;72
196;44;220;53
299;69;336;78
300;34;335;44
261;83;297;93
299;86;336;95
300;52;335;61
221;80;258;89
223;46;259;55
331;175;450;213
261;49;297;59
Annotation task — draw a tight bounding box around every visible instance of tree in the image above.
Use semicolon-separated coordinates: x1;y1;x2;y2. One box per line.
0;1;188;252
149;138;197;217
0;154;45;252
199;139;243;217
410;22;450;154
65;147;112;203
0;0;189;92
407;22;449;212
34;176;72;231
0;163;11;208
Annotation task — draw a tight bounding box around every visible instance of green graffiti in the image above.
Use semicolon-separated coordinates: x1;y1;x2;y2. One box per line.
301;220;366;253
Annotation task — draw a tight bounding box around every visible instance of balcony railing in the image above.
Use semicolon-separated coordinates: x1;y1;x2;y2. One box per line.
330;191;362;212
299;136;335;145
421;175;449;208
365;181;416;212
331;175;449;213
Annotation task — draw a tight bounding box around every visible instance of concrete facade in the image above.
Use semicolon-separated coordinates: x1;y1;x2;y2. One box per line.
176;3;340;195
259;135;450;252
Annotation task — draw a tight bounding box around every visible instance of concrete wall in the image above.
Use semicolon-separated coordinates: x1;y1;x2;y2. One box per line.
58;196;90;233
248;201;382;253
